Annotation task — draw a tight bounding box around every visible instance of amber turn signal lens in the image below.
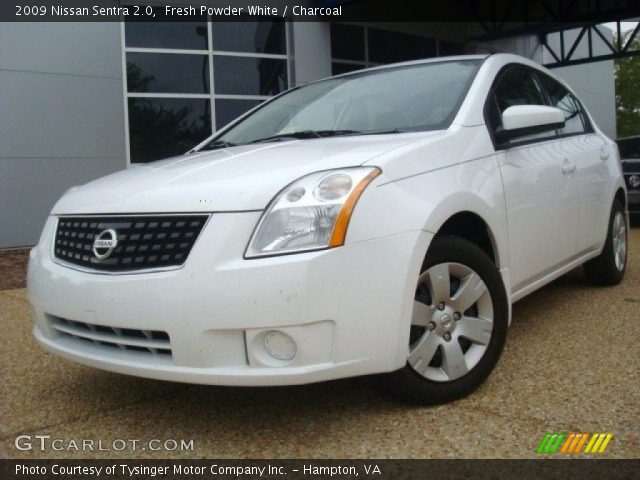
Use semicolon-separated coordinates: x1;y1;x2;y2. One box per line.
328;168;381;248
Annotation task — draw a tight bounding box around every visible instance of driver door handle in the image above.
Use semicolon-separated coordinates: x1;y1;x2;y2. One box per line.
562;159;576;174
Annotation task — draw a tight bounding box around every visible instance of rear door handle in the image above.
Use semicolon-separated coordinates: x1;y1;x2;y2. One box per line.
600;151;610;161
562;159;576;174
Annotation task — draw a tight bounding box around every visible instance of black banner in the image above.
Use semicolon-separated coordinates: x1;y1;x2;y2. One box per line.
1;459;639;480
3;0;640;22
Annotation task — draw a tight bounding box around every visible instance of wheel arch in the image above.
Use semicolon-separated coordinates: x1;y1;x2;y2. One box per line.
420;198;512;325
434;211;500;268
614;187;627;211
421;193;508;272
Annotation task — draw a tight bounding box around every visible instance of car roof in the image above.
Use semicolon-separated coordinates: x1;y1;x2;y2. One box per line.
328;54;491;81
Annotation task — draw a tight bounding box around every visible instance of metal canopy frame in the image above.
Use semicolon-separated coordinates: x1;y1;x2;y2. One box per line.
472;0;640;38
540;21;640;67
471;0;640;67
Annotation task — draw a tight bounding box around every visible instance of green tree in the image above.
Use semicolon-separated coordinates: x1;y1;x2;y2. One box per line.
615;30;640;138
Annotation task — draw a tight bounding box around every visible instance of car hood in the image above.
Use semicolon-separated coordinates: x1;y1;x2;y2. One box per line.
52;133;431;214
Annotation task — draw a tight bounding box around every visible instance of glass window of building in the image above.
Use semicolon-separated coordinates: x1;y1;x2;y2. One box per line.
368;29;436;63
330;24;464;76
124;13;289;163
330;24;367;75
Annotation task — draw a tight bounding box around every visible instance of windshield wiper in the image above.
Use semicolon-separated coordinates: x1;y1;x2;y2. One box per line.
200;139;238;150
359;128;401;135
248;129;400;144
249;130;324;144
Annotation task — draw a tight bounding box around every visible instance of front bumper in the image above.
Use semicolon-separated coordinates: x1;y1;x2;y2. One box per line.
28;213;430;386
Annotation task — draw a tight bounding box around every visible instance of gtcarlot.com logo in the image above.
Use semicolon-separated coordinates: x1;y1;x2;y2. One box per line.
14;435;194;452
536;433;613;454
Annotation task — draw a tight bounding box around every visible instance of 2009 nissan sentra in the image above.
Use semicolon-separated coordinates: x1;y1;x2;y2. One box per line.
28;54;628;403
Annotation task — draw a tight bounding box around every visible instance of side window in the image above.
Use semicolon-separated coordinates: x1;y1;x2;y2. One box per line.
488;66;553;144
537;73;586;135
574;98;593;132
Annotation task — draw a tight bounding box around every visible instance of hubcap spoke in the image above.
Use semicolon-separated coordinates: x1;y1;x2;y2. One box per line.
456;315;493;345
408;333;440;375
425;263;451;304
450;272;487;313
441;341;468;380
410;261;495;383
411;301;435;326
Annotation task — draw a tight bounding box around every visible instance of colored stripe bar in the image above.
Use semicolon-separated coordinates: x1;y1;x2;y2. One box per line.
590;434;607;453
597;433;613;453
572;433;589;453
584;433;599;453
536;434;553;454
560;434;576;453
537;433;613;454
548;433;566;453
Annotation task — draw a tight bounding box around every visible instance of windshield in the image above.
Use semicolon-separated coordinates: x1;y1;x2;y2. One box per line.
202;59;482;148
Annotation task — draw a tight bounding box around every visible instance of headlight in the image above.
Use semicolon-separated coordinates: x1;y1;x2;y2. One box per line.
245;167;381;258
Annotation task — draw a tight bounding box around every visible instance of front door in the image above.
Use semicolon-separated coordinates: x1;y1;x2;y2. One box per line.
498;140;580;290
486;65;579;291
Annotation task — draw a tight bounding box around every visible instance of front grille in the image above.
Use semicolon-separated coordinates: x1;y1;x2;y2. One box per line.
48;316;172;357
54;215;208;271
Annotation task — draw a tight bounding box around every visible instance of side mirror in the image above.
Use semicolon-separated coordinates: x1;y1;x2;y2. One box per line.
495;105;565;144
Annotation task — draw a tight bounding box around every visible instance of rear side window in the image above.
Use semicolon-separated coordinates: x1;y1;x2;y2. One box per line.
536;73;587;135
487;66;553;144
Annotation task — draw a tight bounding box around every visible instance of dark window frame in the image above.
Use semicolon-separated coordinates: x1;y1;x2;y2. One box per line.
484;63;594;151
534;70;594;135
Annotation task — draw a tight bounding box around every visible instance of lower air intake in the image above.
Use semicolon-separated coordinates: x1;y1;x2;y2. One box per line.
48;316;172;357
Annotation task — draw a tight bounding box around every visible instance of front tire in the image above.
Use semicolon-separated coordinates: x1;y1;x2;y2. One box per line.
583;200;627;286
385;234;508;405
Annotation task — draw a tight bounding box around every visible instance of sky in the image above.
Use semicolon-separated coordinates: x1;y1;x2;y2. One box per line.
603;21;638;35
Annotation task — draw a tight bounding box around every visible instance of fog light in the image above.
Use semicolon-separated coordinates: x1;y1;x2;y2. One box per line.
263;330;297;361
629;174;640;189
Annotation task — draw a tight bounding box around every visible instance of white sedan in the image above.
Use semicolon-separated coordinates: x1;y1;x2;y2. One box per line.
28;54;628;403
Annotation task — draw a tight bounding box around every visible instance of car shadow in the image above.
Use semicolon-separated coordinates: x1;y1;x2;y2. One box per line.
65;368;412;435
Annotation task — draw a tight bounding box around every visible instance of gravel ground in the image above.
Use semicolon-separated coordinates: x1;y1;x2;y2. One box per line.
0;227;638;459
0;249;29;291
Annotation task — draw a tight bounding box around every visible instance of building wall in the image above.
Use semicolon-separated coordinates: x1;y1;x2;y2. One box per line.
292;22;331;84
0;22;127;248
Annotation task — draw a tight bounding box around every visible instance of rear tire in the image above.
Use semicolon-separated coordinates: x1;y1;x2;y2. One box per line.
385;234;508;405
583;200;627;286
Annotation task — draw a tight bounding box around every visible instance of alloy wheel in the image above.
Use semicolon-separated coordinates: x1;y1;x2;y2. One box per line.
409;262;494;382
612;211;627;272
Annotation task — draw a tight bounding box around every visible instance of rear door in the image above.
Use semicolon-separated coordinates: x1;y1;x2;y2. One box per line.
535;72;610;254
487;65;579;291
